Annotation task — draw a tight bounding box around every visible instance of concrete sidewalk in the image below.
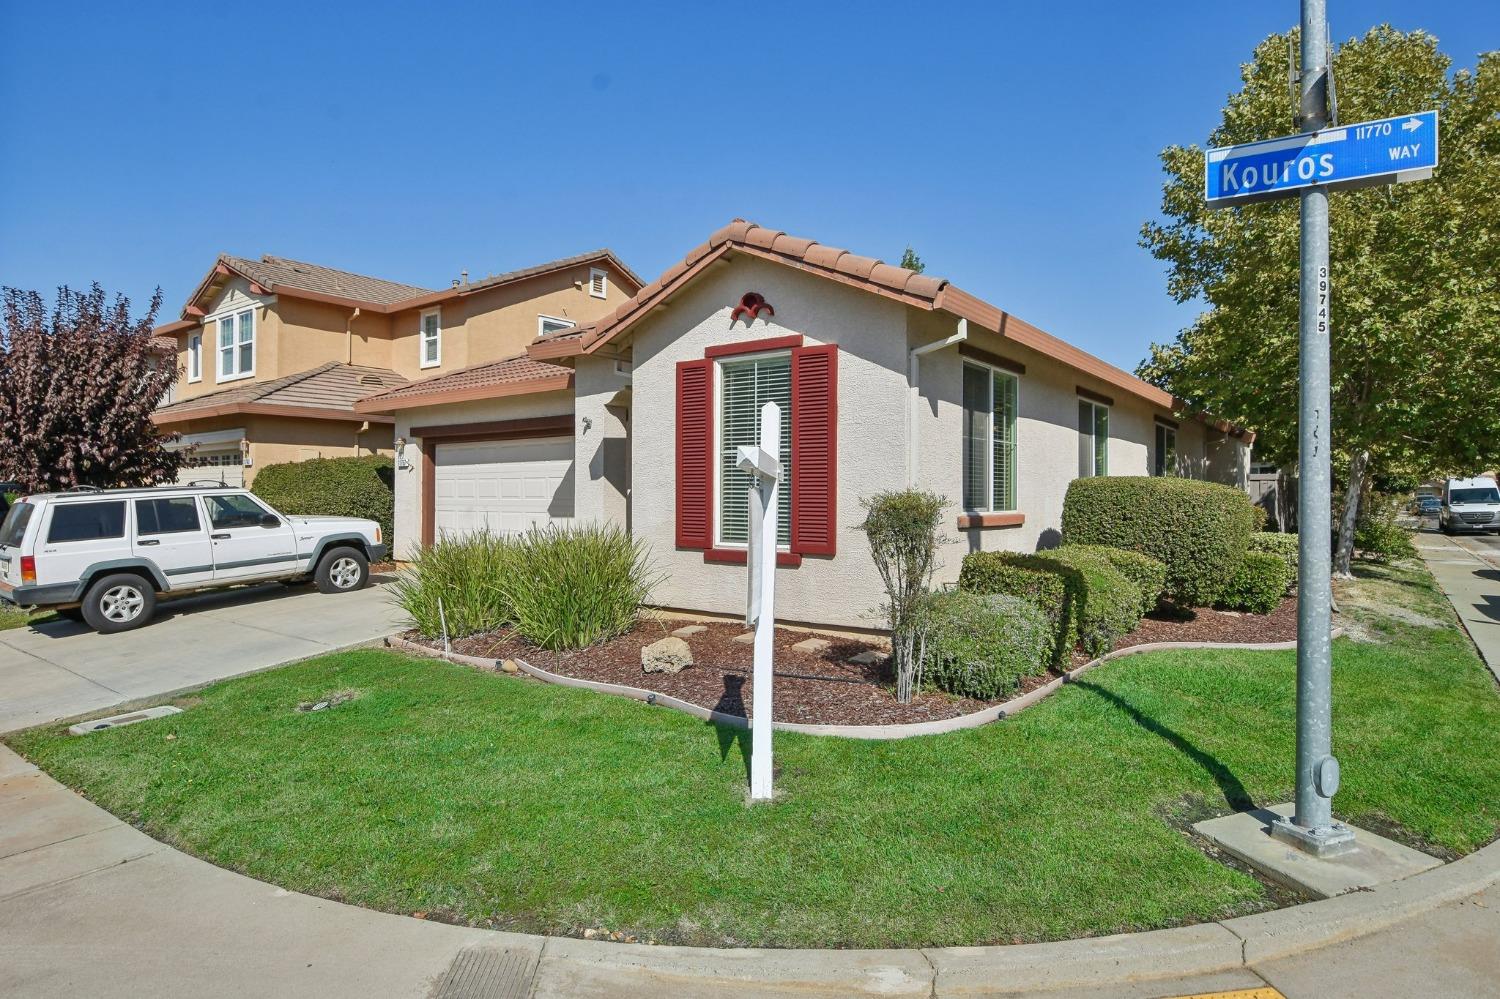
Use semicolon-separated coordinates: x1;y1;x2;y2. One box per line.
1416;531;1500;684
2;741;1497;998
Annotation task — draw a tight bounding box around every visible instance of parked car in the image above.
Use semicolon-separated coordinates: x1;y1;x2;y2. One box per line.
1439;476;1500;536
0;484;385;633
1412;494;1442;516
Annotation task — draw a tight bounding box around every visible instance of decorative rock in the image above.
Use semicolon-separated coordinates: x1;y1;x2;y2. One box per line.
671;625;708;638
500;659;521;674
848;650;886;666
792;638;831;654
731;632;756;645
642;636;694;674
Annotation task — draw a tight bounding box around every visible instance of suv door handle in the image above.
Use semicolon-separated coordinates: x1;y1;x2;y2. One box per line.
211;533;231;540
138;539;160;546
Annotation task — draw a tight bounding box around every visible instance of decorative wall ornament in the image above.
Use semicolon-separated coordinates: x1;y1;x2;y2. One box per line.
731;292;775;325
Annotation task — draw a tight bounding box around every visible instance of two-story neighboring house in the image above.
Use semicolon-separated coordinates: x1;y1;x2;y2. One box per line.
150;250;641;485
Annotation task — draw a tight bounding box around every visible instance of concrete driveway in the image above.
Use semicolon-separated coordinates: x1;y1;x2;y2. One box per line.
0;578;406;734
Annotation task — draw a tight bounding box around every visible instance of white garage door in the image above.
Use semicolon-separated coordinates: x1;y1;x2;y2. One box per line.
433;437;574;538
176;449;245;487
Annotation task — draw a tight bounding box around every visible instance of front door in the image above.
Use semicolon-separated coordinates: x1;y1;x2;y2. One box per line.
201;493;297;581
132;496;215;589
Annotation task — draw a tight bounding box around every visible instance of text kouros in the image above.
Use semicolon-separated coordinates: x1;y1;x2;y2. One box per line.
1223;153;1335;192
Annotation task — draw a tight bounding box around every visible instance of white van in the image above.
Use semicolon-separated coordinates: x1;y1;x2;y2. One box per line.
1440;476;1500;535
0;484;385;632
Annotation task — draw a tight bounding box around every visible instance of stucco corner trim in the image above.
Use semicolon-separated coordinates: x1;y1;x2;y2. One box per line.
956;512;1026;530
700;547;804;568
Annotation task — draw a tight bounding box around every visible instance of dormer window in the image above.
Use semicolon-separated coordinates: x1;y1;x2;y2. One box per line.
420;308;441;369
215;309;255;381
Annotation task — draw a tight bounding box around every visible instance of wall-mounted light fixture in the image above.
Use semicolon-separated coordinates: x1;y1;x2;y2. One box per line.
395;436;410;470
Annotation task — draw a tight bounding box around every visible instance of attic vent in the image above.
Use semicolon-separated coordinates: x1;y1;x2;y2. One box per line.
359;375;384;386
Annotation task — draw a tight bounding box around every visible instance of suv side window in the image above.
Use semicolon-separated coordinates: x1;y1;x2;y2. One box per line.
135;497;202;536
46;501;127;544
203;494;273;530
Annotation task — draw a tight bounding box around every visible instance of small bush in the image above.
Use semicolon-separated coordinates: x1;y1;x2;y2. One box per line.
501;523;658;651
1043;547;1144;657
858;489;948;703
252;455;394;543
1061;543;1166;616
959;551;1079;664
1061;476;1255;607
1250;505;1270;532
1215;551;1292;614
1355;508;1417;563
391;530;515;639
913;590;1051;699
1248;532;1298;593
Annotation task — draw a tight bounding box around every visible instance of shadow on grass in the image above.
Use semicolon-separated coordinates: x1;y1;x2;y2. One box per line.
1072;679;1253;811
710;675;750;781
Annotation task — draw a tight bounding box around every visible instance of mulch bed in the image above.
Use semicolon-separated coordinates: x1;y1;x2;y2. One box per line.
405;597;1300;728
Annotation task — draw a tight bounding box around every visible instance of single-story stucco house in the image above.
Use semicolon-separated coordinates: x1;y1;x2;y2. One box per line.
356;219;1252;630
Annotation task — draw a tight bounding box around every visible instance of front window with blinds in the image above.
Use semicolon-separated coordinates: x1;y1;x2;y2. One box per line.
718;353;791;546
962;363;1019;511
1078;399;1109;477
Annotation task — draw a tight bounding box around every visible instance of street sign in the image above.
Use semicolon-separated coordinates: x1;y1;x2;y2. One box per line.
1205;109;1437;208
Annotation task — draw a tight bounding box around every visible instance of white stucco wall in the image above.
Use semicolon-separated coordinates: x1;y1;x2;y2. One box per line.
572;355;632;528
390;391;574;559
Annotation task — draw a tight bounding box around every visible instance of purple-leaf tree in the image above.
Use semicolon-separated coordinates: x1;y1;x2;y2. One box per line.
0;284;183;492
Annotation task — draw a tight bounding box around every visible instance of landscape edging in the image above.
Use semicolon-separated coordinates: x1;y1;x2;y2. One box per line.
382;628;1343;741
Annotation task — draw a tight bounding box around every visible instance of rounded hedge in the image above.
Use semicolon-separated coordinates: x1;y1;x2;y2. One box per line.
1041;547;1144;657
1247;532;1298;593
914;590;1052;699
1060;543;1166;617
1215;550;1292;615
1061;476;1255;607
252;455;394;544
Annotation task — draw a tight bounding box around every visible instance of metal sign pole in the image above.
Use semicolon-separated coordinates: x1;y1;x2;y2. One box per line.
1272;0;1356;856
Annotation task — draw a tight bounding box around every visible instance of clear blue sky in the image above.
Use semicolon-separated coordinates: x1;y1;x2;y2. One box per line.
1;1;1493;372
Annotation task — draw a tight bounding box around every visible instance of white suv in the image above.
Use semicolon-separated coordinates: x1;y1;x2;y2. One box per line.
0;485;386;633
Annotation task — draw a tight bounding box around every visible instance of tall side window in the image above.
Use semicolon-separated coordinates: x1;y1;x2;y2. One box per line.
717;353;791;546
1078;399;1109;477
217;309;255;380
420;309;441;368
187;333;202;382
589;267;608;299
1154;423;1178;476
961;362;1019;511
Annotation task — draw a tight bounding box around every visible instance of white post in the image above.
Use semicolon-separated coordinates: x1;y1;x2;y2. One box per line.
737;402;781;802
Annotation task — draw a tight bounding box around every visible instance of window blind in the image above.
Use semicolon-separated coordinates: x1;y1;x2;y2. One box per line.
719;354;792;545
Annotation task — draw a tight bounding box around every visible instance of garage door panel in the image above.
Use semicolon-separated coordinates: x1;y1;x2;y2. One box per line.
433;437;574;540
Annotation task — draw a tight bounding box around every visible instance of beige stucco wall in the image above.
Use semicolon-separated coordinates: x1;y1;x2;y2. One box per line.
161;413;390;486
390;391;575;560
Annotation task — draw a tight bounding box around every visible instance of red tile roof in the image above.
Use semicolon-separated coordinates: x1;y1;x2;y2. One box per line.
153;363;406;426
354;354;573;414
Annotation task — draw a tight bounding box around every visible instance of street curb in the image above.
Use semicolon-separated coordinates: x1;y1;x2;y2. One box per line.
384;630;1342;741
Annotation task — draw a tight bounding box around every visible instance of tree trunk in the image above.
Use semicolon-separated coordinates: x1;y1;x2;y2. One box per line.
1333;449;1369;579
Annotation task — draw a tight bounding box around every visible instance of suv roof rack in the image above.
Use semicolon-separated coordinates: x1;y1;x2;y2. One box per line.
63;485;103;493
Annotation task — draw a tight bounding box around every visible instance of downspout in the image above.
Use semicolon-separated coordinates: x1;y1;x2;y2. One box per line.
907;319;968;487
346;307;362;364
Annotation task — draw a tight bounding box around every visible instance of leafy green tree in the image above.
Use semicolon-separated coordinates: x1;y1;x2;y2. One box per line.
1139;27;1499;575
899;246;926;273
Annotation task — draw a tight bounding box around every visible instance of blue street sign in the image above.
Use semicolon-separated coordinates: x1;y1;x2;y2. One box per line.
1205;110;1438;208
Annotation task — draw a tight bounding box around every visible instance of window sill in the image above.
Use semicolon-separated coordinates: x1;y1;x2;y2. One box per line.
419;360;441;370
957;512;1025;530
216;371;254;384
702;548;803;568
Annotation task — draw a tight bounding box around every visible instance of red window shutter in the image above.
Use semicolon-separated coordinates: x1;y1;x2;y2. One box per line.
791;344;838;556
676;359;713;549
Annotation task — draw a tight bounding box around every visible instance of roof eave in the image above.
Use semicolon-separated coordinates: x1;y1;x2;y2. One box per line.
152;402;395;426
352;373;575;415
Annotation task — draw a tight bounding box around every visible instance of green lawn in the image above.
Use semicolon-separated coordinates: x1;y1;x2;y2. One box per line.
0;605;54;631
8;561;1498;948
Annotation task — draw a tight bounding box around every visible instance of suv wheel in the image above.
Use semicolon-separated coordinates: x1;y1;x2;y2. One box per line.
81;574;157;633
315;547;369;594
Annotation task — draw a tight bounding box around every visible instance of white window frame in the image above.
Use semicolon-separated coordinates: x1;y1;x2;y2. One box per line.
187;333;202;383
1154;423;1178;477
212;308;255;383
712;349;792;551
419;308;442;369
537;314;572;338
588;267;608;299
961;360;1021;512
1078;399;1110;477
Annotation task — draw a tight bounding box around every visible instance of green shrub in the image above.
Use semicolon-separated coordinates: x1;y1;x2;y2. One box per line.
913;590;1051;699
1042;547;1144;657
501;523;658;651
1247;532;1298;592
958;548;1143;662
252;455;394;544
1251;505;1270;532
858;489;948;703
1060;543;1166;616
1061;476;1255;607
390;530;516;639
1355;500;1417;563
1215;551;1293;614
959;551;1079;664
